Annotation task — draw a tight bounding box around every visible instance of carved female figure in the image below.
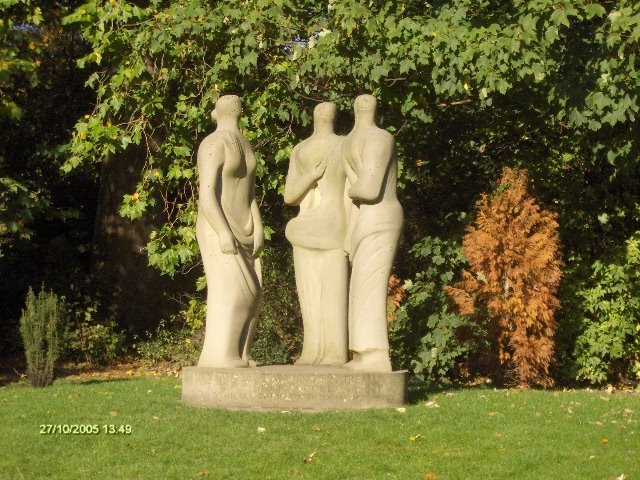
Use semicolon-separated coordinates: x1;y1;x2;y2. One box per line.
342;94;404;372
284;102;348;366
196;95;264;369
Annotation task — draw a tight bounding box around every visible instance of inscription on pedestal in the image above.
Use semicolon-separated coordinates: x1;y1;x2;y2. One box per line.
181;365;407;410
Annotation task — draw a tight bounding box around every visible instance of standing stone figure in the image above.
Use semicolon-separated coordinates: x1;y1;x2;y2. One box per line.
343;94;404;372
196;95;264;369
284;102;348;366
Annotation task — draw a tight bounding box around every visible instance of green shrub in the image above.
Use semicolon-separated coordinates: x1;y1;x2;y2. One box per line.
572;232;640;385
133;319;201;367
251;245;302;365
390;236;485;384
19;287;67;387
65;301;124;365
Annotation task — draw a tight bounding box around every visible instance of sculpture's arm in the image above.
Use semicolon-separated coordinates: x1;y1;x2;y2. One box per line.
348;133;394;203
197;137;237;254
250;198;264;257
283;145;325;205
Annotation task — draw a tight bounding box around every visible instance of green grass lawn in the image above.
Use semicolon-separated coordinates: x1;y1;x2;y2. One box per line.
0;376;638;480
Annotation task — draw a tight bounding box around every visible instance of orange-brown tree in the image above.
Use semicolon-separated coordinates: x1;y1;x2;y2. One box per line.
446;168;562;387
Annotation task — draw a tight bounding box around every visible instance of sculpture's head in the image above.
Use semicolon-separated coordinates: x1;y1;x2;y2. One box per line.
211;95;242;123
313;102;337;123
354;94;377;113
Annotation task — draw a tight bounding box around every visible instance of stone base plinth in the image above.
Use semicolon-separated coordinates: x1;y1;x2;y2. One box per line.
181;365;408;410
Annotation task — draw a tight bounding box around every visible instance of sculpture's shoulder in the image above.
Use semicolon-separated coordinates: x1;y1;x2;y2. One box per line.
198;132;222;155
309;132;344;150
369;126;395;143
199;130;238;149
291;136;308;154
198;130;243;161
350;126;394;145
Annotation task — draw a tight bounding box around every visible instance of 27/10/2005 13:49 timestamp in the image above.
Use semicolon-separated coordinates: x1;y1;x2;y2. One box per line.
39;424;132;435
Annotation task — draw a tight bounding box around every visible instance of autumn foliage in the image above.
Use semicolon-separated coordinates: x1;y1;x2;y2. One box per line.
446;168;562;387
387;274;407;323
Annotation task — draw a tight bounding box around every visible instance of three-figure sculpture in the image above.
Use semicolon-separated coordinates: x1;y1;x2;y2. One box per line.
196;94;402;373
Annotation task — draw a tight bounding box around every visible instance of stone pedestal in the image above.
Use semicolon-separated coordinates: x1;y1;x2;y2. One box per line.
181;365;408;410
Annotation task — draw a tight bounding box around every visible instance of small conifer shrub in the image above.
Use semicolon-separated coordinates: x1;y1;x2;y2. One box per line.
19;287;67;387
446;168;562;387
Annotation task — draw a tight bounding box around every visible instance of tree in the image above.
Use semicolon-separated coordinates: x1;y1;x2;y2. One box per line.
446;168;562;387
1;0;50;251
0;0;96;355
56;0;640;380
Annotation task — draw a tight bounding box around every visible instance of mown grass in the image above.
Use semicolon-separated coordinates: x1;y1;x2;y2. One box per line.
0;376;638;480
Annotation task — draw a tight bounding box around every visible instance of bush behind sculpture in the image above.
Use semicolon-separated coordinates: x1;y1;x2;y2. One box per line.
390;236;485;383
251;245;302;365
65;306;124;366
19;287;67;387
446;168;562;387
571;232;640;384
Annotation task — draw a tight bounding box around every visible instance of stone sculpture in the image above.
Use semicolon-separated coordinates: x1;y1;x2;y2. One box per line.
342;94;404;372
284;102;348;366
196;95;264;369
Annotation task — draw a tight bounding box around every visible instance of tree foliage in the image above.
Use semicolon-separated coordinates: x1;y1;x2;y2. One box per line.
446;168;562;387
1;0;93;251
0;0;632;382
1;0;49;249
572;232;640;384
0;0;96;355
60;0;638;275
391;236;484;384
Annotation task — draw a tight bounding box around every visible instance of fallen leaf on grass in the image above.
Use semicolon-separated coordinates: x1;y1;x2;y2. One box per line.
600;437;609;444
195;471;209;477
424;473;437;479
280;410;291;414
109;411;118;417
257;427;266;433
303;452;316;464
588;455;595;460
425;401;439;409
409;434;425;441
396;407;407;413
153;416;159;421
616;475;626;480
443;450;464;458
312;426;321;432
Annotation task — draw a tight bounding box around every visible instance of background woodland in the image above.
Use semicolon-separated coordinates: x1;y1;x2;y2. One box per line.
1;0;639;387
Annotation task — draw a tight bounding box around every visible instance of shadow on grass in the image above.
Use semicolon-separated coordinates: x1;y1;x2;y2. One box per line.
0;359;142;388
66;377;137;386
407;379;466;404
406;375;509;404
0;357;26;387
405;374;631;404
